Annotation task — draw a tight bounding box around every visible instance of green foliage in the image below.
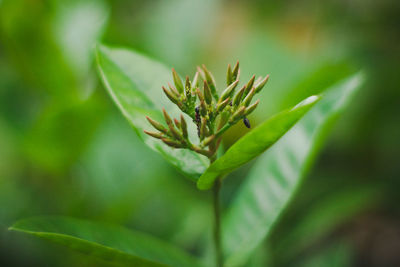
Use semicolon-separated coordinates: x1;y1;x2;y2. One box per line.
197;95;320;190
9;42;364;266
95;47;363;267
142;62;269;161
24;98;105;173
1;0;397;266
10;217;200;267
96;44;209;180
0;0;109;173
298;241;353;267
221;73;364;266
273;184;380;263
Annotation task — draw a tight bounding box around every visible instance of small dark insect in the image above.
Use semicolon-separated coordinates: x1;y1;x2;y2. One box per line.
229;101;233;106
195;106;201;137
243;117;251;128
195;106;201;123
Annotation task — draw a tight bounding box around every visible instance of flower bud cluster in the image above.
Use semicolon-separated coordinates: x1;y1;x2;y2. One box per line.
144;62;269;159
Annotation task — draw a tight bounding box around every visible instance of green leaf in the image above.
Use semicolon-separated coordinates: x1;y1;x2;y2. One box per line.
274;184;379;263
9;216;200;267
96;44;208;180
222;73;364;266
54;0;109;78
197;95;320;190
299;241;353;267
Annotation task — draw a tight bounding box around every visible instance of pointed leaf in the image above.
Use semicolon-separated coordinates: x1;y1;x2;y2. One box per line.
197;95;320;190
222;73;364;266
96;44;208;180
9;216;200;267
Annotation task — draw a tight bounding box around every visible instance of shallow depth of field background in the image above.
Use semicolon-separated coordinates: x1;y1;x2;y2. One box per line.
1;0;399;266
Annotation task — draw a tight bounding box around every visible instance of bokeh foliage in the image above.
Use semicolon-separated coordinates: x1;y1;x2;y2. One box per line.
1;0;399;266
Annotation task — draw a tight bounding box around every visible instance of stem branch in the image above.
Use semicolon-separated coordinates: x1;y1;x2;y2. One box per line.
215;123;231;138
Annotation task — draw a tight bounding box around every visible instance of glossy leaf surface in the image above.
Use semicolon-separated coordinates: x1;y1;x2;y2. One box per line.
96;45;208;180
10;216;200;267
222;73;364;266
197;95;320;190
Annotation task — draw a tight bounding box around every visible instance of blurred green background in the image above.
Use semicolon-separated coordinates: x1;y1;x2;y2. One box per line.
1;0;399;266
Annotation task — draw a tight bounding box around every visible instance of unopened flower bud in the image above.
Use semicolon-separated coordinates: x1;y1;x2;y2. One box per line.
146;116;168;134
226;64;234;85
232;61;240;81
172;68;184;94
254;75;269;93
192;72;199;90
180;115;188;138
162;86;179;105
217;97;230;112
203;81;212;104
202;65;218;100
231;106;246;121
162;108;173;126
241;87;256;107
233;86;246;106
220;80;239;101
245;100;260;116
244;75;255;96
162;138;183;148
143;130;163;139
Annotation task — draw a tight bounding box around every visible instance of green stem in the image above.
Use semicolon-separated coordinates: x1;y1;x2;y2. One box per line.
213;177;223;267
210;150;223;267
188;143;211;157
215;123;231;138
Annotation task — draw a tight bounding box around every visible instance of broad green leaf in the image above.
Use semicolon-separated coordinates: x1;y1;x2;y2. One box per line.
280;61;357;109
197;95;320;190
54;0;109;78
9;216;200;267
273;184;379;263
222;73;364;266
96;44;208;180
299;241;353;267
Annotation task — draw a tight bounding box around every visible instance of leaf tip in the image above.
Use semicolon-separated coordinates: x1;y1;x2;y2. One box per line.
305;94;321;105
196;181;210;191
293;94;321;110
